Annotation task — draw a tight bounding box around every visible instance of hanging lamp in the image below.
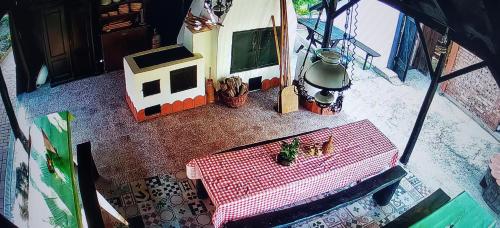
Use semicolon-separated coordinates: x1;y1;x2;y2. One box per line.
304;48;351;107
296;1;359;111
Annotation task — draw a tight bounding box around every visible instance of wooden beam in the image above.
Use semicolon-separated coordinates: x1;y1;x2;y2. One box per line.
77;142;105;228
321;0;338;48
225;166;407;228
0;212;17;228
438;60;487;83
0;64;29;152
400;53;446;164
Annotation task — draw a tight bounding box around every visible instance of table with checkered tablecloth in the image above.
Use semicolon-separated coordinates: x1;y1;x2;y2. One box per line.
187;119;399;227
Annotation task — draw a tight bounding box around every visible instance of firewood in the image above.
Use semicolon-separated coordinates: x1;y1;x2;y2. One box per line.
226;78;236;90
227;88;236;97
220;83;228;92
239;84;248;96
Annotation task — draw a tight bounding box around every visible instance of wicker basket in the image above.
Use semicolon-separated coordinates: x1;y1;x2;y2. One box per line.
220;91;248;108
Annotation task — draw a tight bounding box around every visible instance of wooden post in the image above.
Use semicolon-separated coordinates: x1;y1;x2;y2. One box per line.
0;65;29;153
321;0;338;48
400;22;449;164
77;142;105;228
373;180;402;206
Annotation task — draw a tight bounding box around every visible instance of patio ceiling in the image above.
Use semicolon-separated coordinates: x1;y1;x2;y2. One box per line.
379;0;500;86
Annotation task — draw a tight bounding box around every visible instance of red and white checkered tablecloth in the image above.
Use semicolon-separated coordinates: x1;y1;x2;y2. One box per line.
186;119;398;227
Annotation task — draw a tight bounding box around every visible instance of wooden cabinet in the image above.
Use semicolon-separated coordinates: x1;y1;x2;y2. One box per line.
39;0;98;85
41;4;72;84
101;25;149;72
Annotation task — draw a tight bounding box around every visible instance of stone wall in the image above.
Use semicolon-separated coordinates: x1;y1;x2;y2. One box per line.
442;45;500;131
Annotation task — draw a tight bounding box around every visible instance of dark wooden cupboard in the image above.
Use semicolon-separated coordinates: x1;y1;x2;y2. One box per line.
40;4;72;84
101;25;149;72
38;0;98;86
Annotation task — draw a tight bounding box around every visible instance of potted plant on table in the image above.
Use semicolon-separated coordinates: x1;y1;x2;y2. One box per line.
277;138;300;166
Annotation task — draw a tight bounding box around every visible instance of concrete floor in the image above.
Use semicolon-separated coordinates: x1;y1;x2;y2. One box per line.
339;65;499;218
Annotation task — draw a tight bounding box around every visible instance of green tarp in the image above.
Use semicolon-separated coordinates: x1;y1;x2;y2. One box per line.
28;112;82;228
411;192;496;228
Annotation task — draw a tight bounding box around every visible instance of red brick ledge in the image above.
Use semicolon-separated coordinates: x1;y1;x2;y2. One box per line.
126;94;207;122
261;77;281;91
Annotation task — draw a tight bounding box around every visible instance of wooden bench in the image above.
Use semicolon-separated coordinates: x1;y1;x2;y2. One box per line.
384;189;451;227
298;18;381;70
225;165;407;228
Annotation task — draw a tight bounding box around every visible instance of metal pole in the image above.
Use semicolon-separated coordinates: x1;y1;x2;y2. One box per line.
0;66;29;153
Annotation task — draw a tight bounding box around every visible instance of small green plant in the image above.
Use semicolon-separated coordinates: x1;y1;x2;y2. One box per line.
292;0;321;16
279;138;300;163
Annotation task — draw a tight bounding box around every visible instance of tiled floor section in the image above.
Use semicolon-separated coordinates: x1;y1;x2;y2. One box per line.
0;51;16;213
100;169;433;228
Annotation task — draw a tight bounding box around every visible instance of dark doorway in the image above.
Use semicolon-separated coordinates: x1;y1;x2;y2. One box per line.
388;14;417;82
412;25;443;75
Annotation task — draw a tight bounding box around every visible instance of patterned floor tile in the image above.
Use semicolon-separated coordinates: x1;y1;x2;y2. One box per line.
179;180;194;192
150;187;167;202
161;221;181;228
138;201;156;215
145;176;163;189
142;212;161;227
108;197;122;209
183;190;198;201
155;197;171;211
405;174;422;187
195;214;212;226
399;178;415;192
308;218;328;228
164;181;182;196
414;184;433;197
187;200;209;215
169;194;185;206
178;216;199;228
131;180;152;203
321;210;342;226
124;205;140;217
347;202;368;217
394;186;407;198
121;193;136;207
158;207;176;222
344;218;365;228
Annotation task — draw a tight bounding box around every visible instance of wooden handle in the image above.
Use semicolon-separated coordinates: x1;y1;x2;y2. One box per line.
271;16;281;66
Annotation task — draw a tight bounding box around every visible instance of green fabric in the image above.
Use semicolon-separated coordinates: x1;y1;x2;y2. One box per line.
410;192;496;228
28;111;81;228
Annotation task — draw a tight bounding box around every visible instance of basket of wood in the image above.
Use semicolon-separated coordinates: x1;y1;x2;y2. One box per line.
219;76;249;108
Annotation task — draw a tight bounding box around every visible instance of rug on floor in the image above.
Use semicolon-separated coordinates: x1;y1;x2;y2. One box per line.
100;168;433;228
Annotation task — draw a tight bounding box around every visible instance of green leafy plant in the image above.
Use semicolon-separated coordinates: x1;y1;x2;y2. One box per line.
292;0;321;16
279;138;300;162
